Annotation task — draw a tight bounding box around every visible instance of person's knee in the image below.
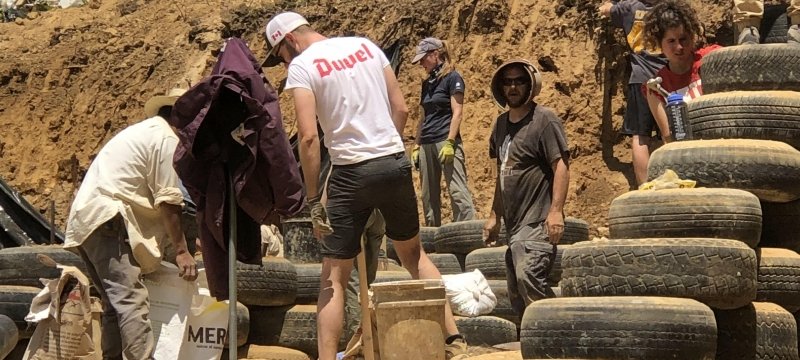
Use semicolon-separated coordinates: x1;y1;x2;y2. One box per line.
320;258;354;290
393;237;423;262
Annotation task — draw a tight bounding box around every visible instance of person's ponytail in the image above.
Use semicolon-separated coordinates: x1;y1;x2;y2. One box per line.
438;40;457;80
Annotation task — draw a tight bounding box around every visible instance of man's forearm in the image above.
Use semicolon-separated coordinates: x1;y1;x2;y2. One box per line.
160;203;189;255
299;135;321;199
491;170;504;217
391;108;409;136
550;158;570;214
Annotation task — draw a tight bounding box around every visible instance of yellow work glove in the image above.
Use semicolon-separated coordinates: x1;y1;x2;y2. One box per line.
438;139;455;165
411;145;420;170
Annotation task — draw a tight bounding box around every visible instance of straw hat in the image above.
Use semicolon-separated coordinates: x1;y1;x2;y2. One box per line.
144;88;186;118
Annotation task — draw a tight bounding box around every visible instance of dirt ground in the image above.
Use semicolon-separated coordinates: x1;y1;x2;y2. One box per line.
0;0;733;235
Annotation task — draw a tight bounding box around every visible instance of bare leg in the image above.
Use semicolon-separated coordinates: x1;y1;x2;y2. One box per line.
317;257;354;360
631;135;652;186
392;235;459;336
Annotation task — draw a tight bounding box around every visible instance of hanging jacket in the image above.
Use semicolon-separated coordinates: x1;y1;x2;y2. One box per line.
172;37;304;299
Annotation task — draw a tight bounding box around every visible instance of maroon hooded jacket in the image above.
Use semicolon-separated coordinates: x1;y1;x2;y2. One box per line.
172;37;304;299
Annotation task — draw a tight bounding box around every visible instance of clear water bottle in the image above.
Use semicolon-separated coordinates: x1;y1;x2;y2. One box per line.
665;93;692;141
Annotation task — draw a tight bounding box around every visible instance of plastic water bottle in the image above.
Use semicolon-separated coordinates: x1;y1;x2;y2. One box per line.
665;93;692;141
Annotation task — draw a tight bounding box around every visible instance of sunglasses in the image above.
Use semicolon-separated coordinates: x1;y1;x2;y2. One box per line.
273;40;286;64
502;76;530;87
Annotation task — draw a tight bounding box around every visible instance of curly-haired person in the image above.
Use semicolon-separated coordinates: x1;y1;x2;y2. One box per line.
642;0;721;143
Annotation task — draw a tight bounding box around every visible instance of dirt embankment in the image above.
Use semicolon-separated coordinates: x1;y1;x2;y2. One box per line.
0;0;731;235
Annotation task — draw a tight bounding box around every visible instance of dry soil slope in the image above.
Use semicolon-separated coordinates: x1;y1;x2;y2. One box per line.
0;0;730;234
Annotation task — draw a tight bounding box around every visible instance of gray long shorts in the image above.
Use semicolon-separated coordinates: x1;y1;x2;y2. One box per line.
504;222;557;316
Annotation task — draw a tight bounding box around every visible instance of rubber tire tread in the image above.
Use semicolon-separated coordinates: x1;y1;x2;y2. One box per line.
6;339;28;360
701;44;800;93
278;305;347;357
455;316;518;346
520;296;717;360
247;305;290;345
420;226;437;253
433;220;486;255
761;4;790;43
608;188;763;247
488;279;519;326
757;248;800;313
687;91;800;149
0;245;87;287
465;247;507;280
647;139;800;203
548;244;570;285
714;302;799;360
295;264;322;305
559;217;590;245
560;238;757;309
0;286;40;339
761;200;800;252
0;314;18;360
236;257;297;307
225;302;249;348
428;253;462;274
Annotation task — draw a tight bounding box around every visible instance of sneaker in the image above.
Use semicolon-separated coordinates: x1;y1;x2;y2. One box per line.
789;25;800;45
737;26;760;45
445;334;469;360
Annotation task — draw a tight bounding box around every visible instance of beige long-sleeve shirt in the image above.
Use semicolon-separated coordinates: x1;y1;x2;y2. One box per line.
64;116;184;274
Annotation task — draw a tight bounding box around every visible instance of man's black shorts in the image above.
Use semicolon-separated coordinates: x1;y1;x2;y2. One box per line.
323;152;420;259
621;83;659;137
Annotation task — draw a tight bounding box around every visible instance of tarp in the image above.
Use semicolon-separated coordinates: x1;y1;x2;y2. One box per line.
0;177;62;247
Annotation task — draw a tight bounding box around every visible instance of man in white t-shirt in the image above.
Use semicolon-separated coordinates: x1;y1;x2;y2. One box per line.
262;12;466;360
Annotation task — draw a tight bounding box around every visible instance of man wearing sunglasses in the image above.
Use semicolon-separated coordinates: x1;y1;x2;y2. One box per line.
261;12;467;360
483;59;571;317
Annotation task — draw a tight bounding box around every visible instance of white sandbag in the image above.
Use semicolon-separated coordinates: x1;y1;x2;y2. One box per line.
145;263;228;360
441;269;496;317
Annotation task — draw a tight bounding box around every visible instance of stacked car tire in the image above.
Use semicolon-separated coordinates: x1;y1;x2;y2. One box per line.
254;217;591;354
0;245;88;357
520;43;800;360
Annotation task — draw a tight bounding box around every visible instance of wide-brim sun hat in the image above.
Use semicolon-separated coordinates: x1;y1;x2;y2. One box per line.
490;59;543;108
144;88;186;118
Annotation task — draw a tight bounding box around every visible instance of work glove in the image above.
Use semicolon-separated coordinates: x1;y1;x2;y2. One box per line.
411;145;420;170
308;195;334;239
438;139;455;165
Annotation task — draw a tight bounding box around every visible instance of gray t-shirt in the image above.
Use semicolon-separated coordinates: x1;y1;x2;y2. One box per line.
611;0;668;84
489;105;570;237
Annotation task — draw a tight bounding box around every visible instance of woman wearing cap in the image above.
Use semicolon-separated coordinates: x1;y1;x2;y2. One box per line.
411;37;475;227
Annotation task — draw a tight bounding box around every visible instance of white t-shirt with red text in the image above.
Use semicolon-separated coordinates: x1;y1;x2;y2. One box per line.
285;37;405;165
